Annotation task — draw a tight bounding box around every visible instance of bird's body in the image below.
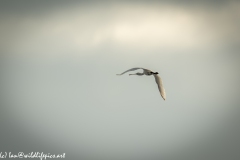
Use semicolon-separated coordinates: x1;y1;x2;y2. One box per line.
117;67;166;100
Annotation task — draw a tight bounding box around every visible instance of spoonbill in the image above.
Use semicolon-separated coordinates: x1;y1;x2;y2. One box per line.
117;67;166;100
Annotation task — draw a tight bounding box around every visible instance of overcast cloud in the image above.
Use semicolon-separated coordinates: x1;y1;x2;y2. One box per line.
0;1;240;160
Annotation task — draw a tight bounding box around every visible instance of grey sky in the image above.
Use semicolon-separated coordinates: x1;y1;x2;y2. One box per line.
0;1;240;160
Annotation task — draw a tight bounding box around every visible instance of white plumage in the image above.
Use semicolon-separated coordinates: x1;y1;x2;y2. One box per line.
117;67;166;100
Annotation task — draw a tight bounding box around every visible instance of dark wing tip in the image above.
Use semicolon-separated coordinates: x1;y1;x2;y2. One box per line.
161;95;166;100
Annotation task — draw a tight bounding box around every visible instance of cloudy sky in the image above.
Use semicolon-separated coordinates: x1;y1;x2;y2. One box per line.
0;1;240;160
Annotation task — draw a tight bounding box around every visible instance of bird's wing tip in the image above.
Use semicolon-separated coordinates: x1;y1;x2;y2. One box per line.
162;96;166;101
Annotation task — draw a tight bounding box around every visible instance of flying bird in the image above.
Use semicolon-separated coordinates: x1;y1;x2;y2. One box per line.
117;67;166;100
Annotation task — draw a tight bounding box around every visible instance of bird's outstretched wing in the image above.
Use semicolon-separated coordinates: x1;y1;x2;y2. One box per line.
153;74;166;100
116;67;143;75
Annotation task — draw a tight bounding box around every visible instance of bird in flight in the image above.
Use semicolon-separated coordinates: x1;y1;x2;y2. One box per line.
117;67;166;100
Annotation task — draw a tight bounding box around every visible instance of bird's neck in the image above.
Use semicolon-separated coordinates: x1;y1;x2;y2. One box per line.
138;73;144;75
